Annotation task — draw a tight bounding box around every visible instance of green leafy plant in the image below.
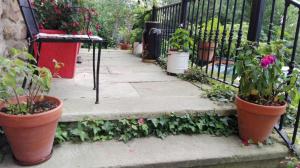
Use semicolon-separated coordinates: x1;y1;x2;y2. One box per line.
197;18;225;43
119;27;131;44
205;83;237;103
169;28;194;52
130;28;143;44
179;67;210;84
0;49;53;115
234;40;299;106
54;114;237;144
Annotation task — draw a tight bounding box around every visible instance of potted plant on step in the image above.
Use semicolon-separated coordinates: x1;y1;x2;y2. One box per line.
167;28;193;74
0;49;63;166
233;41;299;143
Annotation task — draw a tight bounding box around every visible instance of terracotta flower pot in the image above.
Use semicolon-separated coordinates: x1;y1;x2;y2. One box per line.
120;43;131;50
198;42;217;63
0;96;63;166
235;96;286;143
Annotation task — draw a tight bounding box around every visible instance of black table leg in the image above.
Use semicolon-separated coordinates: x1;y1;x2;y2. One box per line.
95;42;102;104
93;43;96;90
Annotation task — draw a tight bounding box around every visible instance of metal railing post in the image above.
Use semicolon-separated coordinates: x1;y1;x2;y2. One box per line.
247;0;266;42
152;5;158;21
180;0;189;28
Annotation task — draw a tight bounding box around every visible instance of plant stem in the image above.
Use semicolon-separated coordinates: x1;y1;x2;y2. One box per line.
12;88;21;112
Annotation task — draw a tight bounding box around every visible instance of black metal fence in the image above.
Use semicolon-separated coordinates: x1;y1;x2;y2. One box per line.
153;0;300;154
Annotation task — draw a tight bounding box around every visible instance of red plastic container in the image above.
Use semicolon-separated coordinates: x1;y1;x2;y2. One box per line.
34;29;80;78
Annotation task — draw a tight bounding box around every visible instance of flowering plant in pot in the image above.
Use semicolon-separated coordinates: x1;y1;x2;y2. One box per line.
233;41;299;143
31;0;98;78
167;28;193;74
0;49;63;166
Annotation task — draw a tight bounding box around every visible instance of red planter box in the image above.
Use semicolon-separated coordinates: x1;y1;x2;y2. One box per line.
34;29;80;78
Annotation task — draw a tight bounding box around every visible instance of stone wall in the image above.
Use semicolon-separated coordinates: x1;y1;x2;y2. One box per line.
0;0;27;56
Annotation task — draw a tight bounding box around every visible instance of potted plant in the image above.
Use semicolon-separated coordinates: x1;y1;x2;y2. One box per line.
130;28;143;55
119;27;131;50
131;6;150;55
196;18;224;64
0;49;63;165
233;41;299;143
167;28;193;74
32;0;96;78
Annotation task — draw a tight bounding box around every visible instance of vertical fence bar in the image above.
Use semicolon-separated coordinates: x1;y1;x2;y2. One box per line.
231;0;246;85
267;0;276;43
152;6;158;21
293;101;300;144
201;0;210;69
181;0;189;27
278;2;290;131
247;0;266;42
197;0;205;67
205;0;217;74
210;0;223;78
191;0;202;67
165;6;170;53
223;0;238;82
217;0;230;79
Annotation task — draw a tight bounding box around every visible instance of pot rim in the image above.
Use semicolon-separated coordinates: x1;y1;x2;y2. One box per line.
236;95;287;109
0;95;63;119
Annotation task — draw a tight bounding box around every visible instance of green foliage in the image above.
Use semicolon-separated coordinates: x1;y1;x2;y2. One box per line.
33;0;90;33
130;28;143;44
205;83;237;103
55;114;237;144
119;27;131;43
179;67;210;84
233;40;299;105
169;28;194;52
0;49;53;115
130;6;151;43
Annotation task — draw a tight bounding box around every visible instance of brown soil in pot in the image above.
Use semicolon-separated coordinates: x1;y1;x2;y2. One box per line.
0;96;63;166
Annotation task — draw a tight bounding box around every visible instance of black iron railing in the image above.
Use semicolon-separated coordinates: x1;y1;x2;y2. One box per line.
153;0;300;155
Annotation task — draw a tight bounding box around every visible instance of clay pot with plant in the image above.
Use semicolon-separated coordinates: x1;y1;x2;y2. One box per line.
196;18;224;64
233;41;299;143
119;27;131;50
167;28;193;74
0;49;63;166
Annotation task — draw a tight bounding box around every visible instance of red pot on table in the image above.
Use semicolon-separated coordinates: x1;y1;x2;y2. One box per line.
34;29;81;78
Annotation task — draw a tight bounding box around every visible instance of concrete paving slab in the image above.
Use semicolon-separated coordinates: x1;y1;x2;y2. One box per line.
49;49;235;122
1;135;288;168
108;64;163;74
50;81;139;100
131;81;203;97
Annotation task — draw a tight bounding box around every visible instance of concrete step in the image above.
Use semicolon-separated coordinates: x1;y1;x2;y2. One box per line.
59;96;235;122
2;135;288;168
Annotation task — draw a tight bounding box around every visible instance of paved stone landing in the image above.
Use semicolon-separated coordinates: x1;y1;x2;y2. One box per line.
49;49;235;122
2;135;288;168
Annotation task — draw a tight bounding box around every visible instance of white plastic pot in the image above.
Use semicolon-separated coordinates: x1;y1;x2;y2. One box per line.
133;42;143;55
167;51;189;74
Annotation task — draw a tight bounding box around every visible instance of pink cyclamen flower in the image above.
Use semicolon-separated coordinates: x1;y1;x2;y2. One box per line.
138;118;145;125
260;55;276;69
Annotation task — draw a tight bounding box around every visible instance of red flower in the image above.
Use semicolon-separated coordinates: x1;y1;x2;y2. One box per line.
96;24;101;31
260;55;276;69
138;118;145;125
87;31;93;36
